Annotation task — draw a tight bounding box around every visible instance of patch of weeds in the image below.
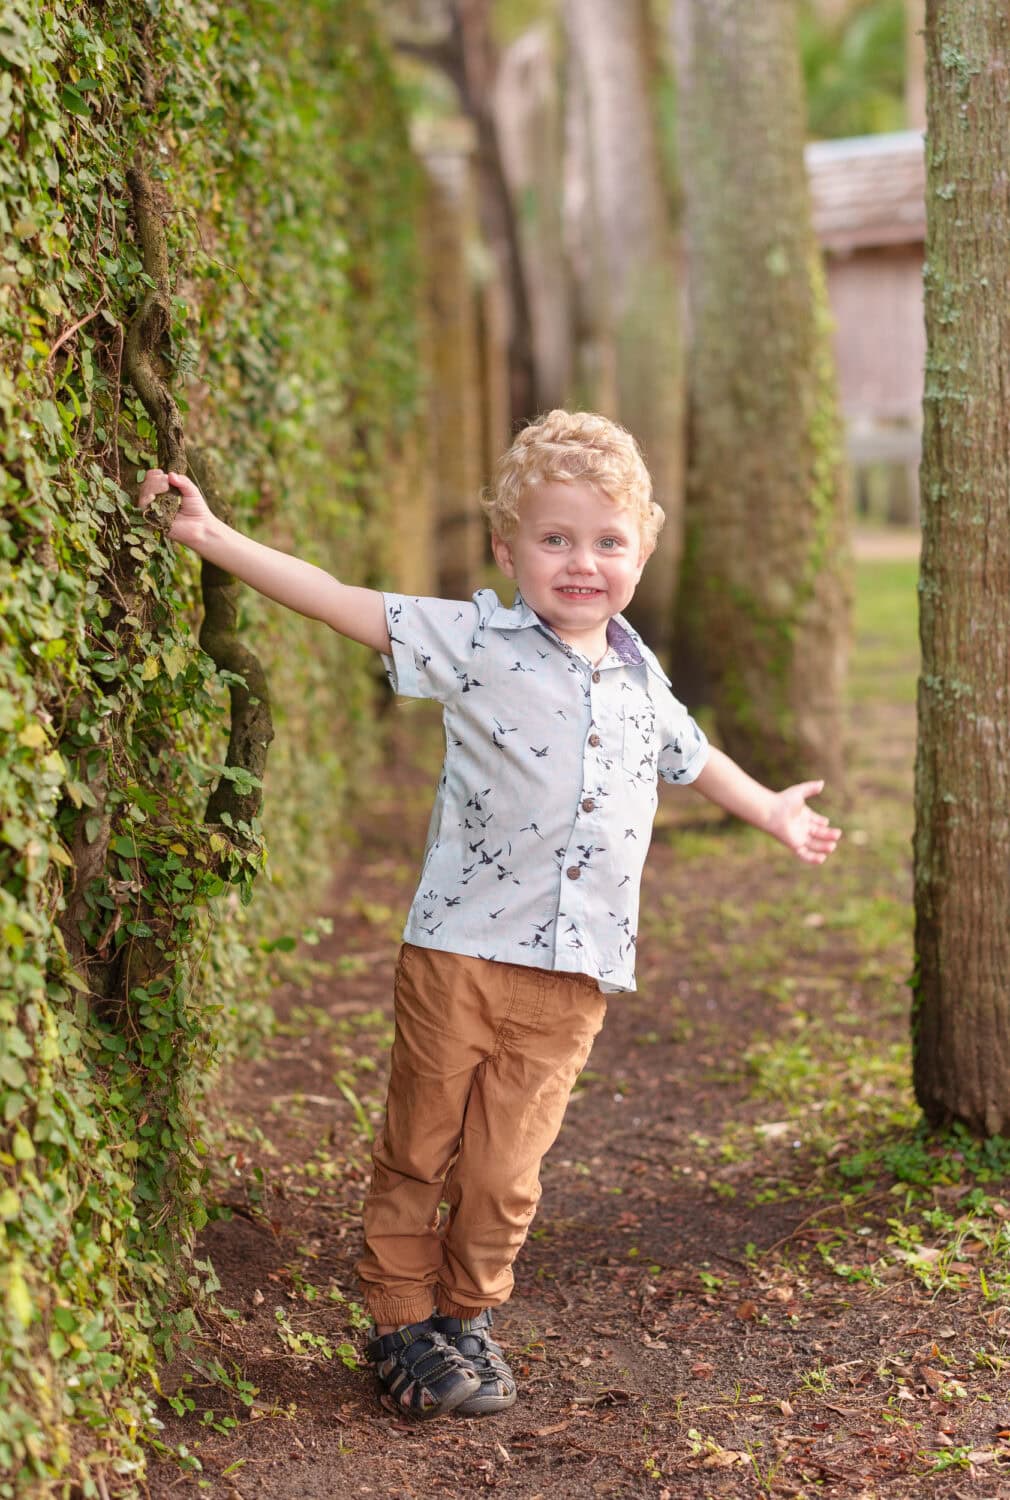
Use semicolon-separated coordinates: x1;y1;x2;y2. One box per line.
276;1002;340;1038
334;953;370;976
920;1445;972;1472
797;1362;832;1394
334;1072;377;1141
815;1237;884;1288
838;1122;1010;1193
273;1307;353;1365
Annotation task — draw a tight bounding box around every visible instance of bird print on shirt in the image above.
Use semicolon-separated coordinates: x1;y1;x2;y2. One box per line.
380;587;709;989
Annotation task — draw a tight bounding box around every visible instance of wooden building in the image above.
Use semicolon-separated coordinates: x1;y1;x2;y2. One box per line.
805;129;926;520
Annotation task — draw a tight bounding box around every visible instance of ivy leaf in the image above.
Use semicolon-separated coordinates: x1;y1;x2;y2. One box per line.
61;86;91;118
162;644;188;680
17;721;48;748
6;1266;33;1329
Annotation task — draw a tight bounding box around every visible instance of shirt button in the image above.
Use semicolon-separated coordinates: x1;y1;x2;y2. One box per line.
592;670;601;683
588;733;601;747
566;866;581;880
581;798;595;813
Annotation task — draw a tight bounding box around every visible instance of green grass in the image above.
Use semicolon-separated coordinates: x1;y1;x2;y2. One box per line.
674;550;1010;1297
851;555;920;706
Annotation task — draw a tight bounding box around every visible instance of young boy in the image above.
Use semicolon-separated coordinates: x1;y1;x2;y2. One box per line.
138;410;840;1422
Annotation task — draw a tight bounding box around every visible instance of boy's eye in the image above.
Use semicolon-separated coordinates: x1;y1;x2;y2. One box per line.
598;537;619;551
543;534;567;547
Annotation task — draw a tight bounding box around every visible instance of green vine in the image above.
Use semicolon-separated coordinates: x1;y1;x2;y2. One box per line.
0;1;420;1492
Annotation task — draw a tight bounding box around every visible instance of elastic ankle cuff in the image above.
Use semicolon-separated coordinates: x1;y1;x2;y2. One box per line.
435;1295;493;1319
366;1295;435;1327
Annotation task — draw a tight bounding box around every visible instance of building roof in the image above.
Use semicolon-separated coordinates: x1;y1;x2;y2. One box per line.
805;130;926;254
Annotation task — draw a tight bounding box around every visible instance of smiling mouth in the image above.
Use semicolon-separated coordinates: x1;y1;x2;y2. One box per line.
556;586;603;596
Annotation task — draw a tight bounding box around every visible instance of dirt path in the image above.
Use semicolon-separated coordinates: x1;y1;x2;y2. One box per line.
146;558;1010;1499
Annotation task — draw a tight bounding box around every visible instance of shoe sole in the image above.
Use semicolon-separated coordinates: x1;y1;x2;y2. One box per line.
378;1369;482;1421
453;1386;518;1417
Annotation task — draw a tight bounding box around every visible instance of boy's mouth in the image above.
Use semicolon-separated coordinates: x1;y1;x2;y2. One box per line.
556;586;603;597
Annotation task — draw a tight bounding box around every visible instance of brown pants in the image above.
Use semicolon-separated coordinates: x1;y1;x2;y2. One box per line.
357;943;607;1327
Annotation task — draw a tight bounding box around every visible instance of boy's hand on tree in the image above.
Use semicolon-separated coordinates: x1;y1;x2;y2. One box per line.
137;468;214;547
768;781;841;864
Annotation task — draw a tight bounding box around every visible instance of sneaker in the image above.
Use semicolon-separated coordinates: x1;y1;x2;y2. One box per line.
366;1318;481;1420
431;1309;518;1416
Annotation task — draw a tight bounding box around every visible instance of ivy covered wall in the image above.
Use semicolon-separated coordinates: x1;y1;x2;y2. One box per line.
0;1;419;1490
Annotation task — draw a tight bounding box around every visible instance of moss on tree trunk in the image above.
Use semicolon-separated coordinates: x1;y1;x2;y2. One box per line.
913;0;1010;1136
674;0;850;788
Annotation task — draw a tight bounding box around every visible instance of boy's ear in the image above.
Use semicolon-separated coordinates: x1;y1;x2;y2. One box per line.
491;532;516;578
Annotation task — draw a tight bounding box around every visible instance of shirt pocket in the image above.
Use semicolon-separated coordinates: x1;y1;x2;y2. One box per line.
621;703;658;783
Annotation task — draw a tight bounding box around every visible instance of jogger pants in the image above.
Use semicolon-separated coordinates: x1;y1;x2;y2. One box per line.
357;943;607;1327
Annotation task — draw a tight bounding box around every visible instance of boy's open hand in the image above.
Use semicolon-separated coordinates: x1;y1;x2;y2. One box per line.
137;468;214;547
767;781;841;864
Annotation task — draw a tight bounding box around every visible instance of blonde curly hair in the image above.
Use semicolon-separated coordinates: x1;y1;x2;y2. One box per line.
481;409;664;552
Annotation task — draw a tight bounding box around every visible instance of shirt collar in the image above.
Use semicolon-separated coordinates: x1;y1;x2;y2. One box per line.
485;590;671;686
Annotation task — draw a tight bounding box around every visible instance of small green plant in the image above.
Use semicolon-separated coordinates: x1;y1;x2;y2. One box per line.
922;1445;971;1472
798;1362;832;1394
274;1309;335;1362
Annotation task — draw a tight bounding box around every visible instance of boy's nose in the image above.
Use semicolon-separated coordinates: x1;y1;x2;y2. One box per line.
566;550;596;574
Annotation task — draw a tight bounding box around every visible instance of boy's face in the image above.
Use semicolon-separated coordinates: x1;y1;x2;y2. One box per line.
491;480;650;658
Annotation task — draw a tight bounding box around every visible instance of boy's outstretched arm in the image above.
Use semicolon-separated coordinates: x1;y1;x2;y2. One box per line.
136;470;391;653
691;747;842;864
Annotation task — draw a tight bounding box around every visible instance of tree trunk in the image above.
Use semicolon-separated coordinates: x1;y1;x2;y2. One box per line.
912;0;1010;1136
673;0;850;789
562;0;683;656
495;24;573;411
416;121;487;600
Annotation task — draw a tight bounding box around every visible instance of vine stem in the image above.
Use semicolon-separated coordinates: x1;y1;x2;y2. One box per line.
45;299;106;364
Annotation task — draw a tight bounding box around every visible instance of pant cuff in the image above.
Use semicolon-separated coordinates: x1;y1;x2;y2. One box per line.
364;1293;435;1328
435;1293;496;1319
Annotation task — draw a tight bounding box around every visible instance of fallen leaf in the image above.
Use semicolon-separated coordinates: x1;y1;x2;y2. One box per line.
702;1449;749;1469
891;1245;942;1265
736;1300;758;1321
691;1360;715;1379
534;1422;570;1437
920;1366;946;1392
777;1399;794;1417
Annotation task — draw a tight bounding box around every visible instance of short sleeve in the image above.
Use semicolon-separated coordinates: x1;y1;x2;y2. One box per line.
655;686;710;785
382;593;483;703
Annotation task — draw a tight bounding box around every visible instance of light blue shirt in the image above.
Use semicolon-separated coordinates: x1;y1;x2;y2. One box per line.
381;589;710;992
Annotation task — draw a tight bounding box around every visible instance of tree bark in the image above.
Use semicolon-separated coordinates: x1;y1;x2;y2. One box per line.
673;0;850;788
912;0;1010;1136
563;0;683;656
494;24;573;411
416;122;488;600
